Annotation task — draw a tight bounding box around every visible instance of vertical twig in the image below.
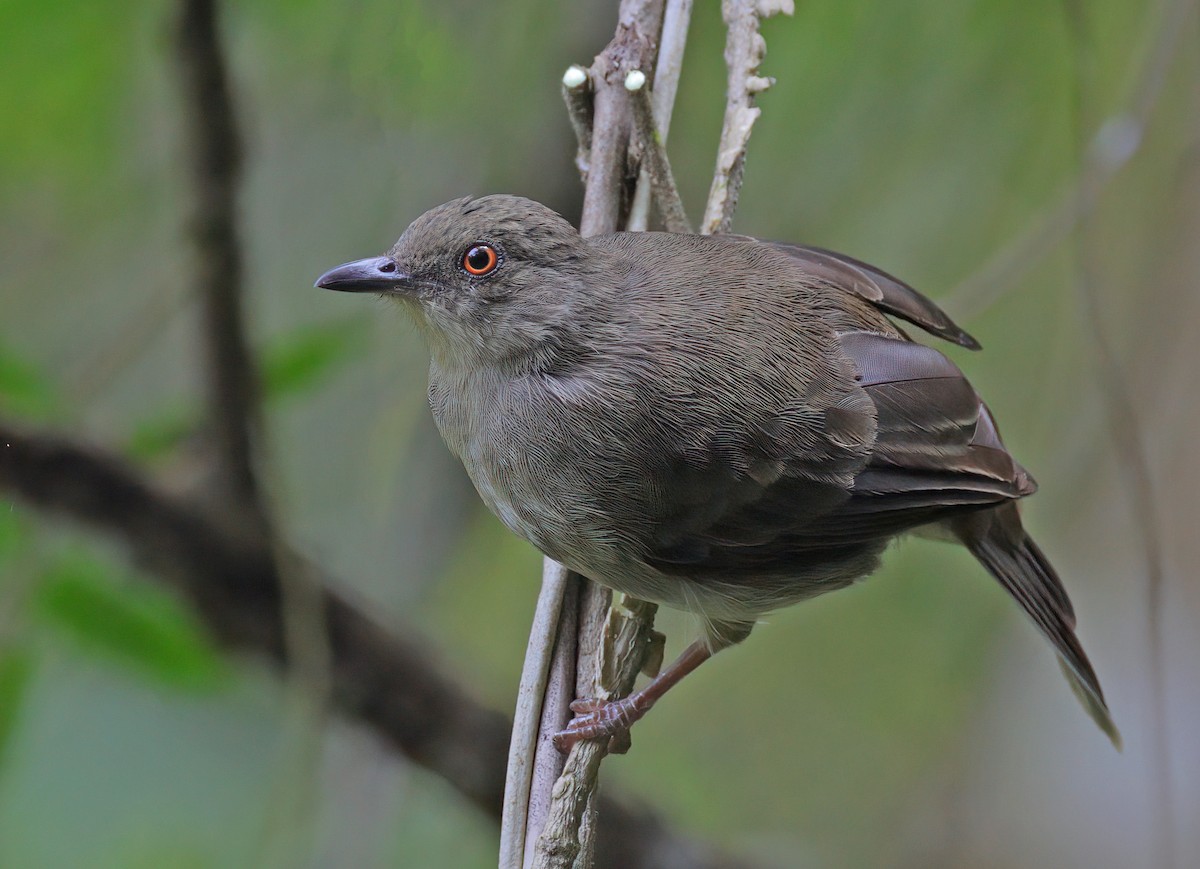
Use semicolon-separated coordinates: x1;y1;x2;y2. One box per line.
533;585;616;869
701;0;794;235
175;0;264;530
562;66;595;183
626;70;691;233
627;0;694;231
515;0;793;864
501;561;574;869
1062;3;1182;866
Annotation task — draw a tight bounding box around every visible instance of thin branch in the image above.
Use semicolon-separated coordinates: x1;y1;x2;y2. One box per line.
511;560;579;868
627;0;694;231
175;0;263;525
626;70;691;233
525;576;660;869
701;0;794;235
562;66;595;183
533;587;612;869
1062;3;1179;865
536;751;606;869
532;594;663;869
523;573;581;869
502;561;573;869
0;421;755;869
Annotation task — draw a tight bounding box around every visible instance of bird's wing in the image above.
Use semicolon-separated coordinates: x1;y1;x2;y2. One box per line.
763;241;981;350
642;331;1030;580
838;330;1033;505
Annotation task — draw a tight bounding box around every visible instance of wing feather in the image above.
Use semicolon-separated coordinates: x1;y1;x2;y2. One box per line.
765;241;981;349
633;241;1027;586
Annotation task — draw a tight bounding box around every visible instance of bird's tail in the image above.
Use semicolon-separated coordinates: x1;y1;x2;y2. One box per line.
953;503;1121;749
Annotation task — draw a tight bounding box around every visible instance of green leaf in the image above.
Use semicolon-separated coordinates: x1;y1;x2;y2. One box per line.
0;647;35;770
33;552;228;692
262;316;370;401
125;406;197;462
0;509;29;565
0;342;58;419
0;0;141;191
124;317;371;460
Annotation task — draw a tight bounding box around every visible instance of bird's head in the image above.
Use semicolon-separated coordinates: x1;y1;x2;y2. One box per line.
315;195;591;368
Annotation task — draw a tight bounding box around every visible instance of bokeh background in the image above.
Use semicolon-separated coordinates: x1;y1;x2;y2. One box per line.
2;0;1198;866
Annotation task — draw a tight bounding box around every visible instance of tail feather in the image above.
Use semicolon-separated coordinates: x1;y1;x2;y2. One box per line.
954;504;1120;748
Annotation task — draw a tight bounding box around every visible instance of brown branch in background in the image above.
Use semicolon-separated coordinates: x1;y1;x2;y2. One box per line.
174;0;264;528
626;70;691;233
0;420;506;807
701;0;794;235
0;422;754;869
174;3;333;862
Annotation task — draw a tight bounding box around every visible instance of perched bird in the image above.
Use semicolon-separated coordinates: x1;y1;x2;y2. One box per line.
316;194;1118;750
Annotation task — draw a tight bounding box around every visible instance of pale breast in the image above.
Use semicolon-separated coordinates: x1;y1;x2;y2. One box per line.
430;361;615;566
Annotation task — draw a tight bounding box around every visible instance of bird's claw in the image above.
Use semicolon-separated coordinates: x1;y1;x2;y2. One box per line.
552;697;639;754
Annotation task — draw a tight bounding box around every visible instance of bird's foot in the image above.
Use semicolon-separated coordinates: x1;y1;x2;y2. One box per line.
551;640;718;753
552;695;648;754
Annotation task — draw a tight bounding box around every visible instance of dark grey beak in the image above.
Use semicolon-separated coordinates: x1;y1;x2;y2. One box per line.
314;256;413;293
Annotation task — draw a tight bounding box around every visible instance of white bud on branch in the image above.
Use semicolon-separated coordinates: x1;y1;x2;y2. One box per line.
562;65;589;90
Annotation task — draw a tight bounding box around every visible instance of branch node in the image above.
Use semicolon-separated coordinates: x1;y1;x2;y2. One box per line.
745;74;774;94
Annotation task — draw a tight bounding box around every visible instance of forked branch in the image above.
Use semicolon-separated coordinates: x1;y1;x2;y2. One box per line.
515;1;794;867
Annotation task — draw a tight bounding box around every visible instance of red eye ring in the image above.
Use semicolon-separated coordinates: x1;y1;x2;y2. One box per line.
462;244;498;276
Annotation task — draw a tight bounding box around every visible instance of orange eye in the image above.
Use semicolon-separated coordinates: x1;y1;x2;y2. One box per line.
462;244;498;276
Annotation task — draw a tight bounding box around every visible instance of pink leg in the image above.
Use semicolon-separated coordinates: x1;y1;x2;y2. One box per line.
553;640;714;753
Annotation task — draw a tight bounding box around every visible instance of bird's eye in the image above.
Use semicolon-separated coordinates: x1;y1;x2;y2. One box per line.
462;244;499;276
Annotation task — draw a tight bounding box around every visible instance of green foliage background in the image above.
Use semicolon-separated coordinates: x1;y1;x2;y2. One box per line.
1;0;1197;866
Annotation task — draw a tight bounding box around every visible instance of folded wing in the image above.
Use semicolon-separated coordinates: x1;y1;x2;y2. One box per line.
766;241;981;350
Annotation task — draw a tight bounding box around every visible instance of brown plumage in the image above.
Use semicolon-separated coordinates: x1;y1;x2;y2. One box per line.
316;194;1118;748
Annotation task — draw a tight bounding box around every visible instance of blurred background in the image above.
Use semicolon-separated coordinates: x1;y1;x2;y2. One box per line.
1;0;1198;866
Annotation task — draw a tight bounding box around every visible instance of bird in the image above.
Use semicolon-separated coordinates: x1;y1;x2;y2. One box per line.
315;194;1119;751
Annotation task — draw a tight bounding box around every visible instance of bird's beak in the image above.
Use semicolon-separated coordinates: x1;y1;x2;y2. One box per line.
314;256;414;294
